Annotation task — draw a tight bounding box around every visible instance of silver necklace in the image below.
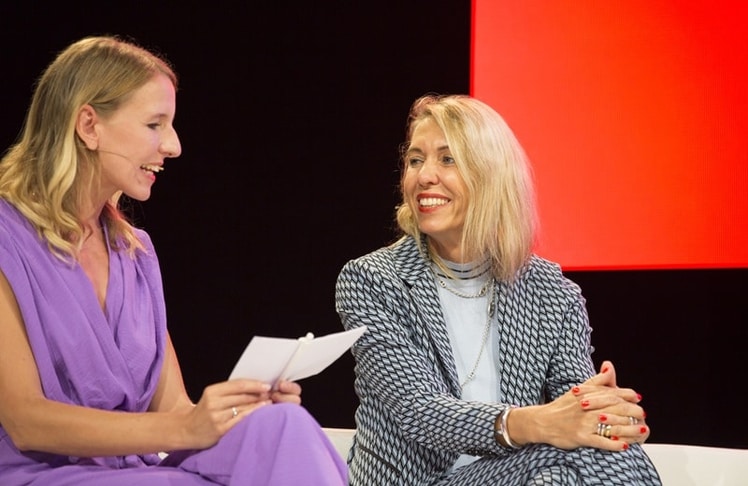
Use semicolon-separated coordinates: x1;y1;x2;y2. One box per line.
432;270;492;299
459;281;496;390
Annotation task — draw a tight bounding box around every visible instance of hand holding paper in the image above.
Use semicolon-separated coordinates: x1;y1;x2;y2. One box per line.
228;326;367;388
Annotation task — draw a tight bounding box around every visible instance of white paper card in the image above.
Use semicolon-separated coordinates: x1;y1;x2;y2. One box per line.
228;326;367;386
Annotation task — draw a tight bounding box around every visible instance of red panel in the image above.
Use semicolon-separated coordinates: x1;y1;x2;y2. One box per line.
472;1;748;270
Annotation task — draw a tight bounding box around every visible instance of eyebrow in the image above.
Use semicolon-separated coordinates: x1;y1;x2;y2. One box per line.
405;145;451;155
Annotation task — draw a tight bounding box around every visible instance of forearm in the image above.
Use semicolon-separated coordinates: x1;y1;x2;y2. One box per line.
9;397;193;457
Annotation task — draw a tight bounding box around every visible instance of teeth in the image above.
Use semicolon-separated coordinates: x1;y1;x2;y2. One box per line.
419;197;448;208
141;164;164;173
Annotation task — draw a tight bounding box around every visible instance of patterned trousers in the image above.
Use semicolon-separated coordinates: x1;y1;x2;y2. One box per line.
435;443;662;485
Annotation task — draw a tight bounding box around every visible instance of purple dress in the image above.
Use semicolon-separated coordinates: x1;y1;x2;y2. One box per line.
0;200;347;485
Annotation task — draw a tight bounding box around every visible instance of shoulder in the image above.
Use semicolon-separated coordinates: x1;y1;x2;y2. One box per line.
0;199;39;256
133;227;155;253
0;201;26;274
339;236;421;279
129;227;161;270
0;200;14;242
0;199;25;232
125;227;166;292
515;255;584;301
336;236;428;299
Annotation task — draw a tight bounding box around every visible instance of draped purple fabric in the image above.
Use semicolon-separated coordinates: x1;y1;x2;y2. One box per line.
0;200;347;485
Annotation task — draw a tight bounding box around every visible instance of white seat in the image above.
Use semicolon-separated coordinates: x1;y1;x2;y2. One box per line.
322;427;355;460
322;428;748;485
641;442;748;485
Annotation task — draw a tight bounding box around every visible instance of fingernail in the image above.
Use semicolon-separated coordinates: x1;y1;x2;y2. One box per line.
572;386;581;395
637;393;642;401
612;436;619;441
599;414;608;422
581;400;590;408
643;411;647;419
602;366;610;373
622;443;629;450
640;426;648;434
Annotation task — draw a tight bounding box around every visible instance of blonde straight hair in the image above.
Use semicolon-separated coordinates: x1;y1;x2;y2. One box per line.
0;36;177;260
396;94;538;282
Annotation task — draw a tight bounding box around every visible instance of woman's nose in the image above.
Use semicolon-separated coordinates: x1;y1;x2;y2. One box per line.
417;159;439;185
161;127;182;158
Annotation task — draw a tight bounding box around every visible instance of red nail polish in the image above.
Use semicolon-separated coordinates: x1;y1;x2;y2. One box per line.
599;414;607;422
640;426;648;434
572;386;580;395
637;393;642;401
622;443;629;450
581;400;590;408
643;411;647;419
612;436;619;441
602;366;609;373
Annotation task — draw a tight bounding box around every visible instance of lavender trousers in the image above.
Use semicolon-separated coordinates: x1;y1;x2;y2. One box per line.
14;403;347;486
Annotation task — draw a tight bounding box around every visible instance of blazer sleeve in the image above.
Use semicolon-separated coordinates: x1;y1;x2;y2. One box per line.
501;260;596;406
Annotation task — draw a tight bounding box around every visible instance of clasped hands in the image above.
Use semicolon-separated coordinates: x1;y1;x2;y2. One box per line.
572;360;649;451
510;360;649;452
556;360;648;451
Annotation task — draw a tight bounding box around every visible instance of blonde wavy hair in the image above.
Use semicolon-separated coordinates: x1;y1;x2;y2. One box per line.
0;35;177;261
395;94;538;282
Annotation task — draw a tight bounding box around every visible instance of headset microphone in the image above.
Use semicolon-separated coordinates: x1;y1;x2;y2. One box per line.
97;148;132;161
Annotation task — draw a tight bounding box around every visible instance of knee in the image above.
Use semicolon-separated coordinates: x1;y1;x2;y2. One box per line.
528;466;581;485
249;402;317;429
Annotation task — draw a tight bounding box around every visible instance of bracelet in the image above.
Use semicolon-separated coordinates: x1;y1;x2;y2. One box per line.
494;405;520;449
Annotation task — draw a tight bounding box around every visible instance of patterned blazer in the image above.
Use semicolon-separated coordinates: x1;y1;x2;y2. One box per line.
335;236;661;485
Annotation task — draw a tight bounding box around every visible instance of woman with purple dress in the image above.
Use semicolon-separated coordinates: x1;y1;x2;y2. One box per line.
0;36;347;485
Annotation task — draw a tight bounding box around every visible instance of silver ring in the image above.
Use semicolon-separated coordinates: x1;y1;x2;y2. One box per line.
231;406;238;418
596;423;612;438
629;416;639;425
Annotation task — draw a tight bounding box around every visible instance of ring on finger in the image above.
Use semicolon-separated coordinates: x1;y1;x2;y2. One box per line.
629;416;639;425
231;406;238;418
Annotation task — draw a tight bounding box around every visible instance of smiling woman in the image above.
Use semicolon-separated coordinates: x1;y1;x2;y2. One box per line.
335;94;662;485
401;118;468;262
0;35;347;485
77;71;180;202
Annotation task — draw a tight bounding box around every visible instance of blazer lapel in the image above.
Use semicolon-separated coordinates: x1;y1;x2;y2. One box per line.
392;237;463;397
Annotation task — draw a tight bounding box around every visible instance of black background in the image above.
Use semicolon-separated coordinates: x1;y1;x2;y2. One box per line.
1;2;745;449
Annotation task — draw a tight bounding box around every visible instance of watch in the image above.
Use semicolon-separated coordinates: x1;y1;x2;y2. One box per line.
494;405;520;449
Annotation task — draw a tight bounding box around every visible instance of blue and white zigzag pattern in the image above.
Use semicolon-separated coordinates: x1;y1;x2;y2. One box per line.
335;236;662;485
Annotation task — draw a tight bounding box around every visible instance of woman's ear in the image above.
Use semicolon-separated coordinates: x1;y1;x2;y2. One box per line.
76;104;100;150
